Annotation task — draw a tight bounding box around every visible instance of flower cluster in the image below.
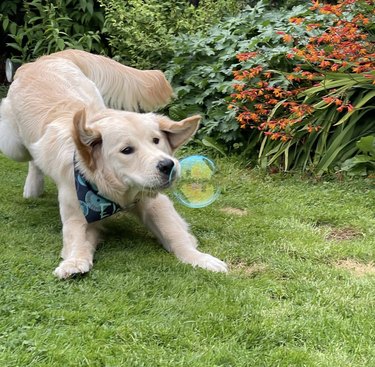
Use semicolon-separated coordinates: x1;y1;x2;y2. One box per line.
229;0;375;142
231;65;310;141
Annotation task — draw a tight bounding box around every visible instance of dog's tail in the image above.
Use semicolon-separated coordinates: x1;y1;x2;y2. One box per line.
49;49;173;112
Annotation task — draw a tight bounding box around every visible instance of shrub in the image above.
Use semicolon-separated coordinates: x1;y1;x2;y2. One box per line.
98;0;245;70
166;2;314;150
229;0;375;173
0;0;106;63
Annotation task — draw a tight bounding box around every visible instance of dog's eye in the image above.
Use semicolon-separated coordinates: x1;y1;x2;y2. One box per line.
121;147;134;155
153;138;160;145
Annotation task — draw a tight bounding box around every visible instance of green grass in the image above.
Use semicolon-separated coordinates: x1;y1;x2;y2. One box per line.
0;151;374;367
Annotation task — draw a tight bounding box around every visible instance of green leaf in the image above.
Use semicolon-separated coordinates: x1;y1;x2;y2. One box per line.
316;119;357;174
356;136;375;155
87;1;94;15
6;42;24;52
56;38;65;51
9;21;17;35
341;155;375;176
2;16;9;30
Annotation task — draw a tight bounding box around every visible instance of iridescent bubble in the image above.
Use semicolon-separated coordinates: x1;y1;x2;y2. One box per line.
170;155;221;208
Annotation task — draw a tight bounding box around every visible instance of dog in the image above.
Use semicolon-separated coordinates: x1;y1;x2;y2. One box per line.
0;50;227;279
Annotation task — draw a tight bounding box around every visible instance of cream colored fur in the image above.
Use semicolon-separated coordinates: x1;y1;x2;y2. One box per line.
0;50;227;278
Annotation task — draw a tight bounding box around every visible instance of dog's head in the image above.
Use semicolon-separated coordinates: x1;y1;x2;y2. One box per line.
72;109;200;194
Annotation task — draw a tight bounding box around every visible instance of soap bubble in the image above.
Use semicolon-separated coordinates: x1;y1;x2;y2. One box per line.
170;155;221;208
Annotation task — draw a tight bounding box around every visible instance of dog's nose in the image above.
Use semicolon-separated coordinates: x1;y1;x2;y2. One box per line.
157;159;175;176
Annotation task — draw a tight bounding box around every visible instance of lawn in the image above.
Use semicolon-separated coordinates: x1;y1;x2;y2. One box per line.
0;149;374;366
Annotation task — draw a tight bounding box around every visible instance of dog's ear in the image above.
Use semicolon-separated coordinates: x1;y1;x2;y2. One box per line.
156;115;200;151
72;108;102;170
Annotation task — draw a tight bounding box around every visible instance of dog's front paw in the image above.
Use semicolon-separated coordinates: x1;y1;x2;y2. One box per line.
179;251;228;273
194;253;228;273
53;258;93;279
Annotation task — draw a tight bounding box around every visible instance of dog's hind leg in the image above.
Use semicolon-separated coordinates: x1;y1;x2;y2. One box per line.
23;161;45;198
0;98;32;162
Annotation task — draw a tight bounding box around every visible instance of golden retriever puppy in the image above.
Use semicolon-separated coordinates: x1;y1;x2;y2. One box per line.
0;50;227;278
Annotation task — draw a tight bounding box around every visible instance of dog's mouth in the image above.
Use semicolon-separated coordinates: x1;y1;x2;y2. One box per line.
156;173;177;190
143;168;178;192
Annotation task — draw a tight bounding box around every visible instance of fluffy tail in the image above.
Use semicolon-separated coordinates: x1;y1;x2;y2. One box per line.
47;49;173;112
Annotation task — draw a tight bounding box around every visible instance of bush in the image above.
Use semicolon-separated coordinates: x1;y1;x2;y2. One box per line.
230;0;375;173
98;0;245;69
0;0;106;63
166;2;313;151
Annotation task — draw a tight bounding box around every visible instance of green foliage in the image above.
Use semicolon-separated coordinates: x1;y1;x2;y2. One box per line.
293;76;375;175
166;2;311;150
0;0;106;63
0;0;22;19
341;136;375;176
228;0;375;173
253;73;375;174
98;0;245;69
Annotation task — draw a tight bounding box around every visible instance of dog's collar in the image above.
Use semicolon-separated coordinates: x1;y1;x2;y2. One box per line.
74;157;136;223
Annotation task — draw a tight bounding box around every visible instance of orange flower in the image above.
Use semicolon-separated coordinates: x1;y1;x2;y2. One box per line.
290;17;304;24
319;4;343;16
334;98;343;106
233;84;244;92
336;105;345;112
319;60;331;68
310;1;320;11
236;52;257;61
307;125;321;133
264;72;273;78
323;96;335;104
283;34;293;43
273;88;284;97
306;23;321;31
301;71;315;80
270;133;281;140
